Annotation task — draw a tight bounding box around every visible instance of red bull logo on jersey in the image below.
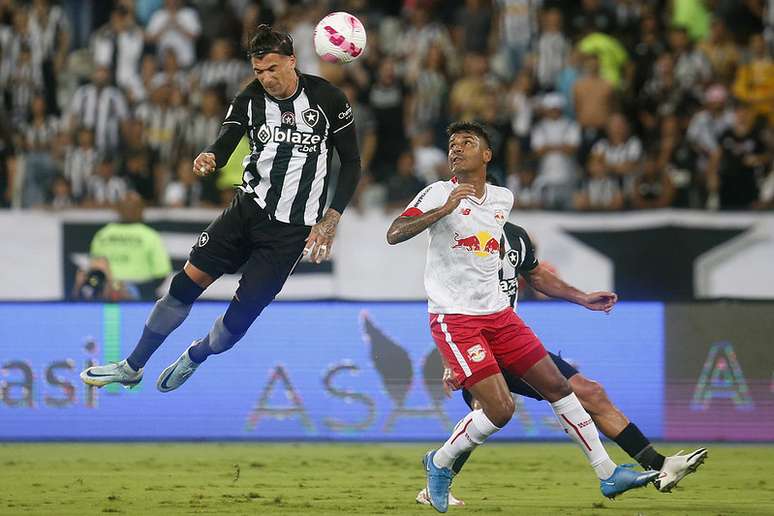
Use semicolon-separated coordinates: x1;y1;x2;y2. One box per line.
451;231;500;257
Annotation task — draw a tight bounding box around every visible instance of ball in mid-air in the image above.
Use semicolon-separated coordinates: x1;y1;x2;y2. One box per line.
313;12;367;64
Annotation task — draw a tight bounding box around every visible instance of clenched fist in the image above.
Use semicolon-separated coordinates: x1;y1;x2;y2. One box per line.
194;152;217;177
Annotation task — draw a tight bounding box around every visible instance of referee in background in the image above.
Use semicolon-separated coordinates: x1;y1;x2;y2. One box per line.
81;25;361;392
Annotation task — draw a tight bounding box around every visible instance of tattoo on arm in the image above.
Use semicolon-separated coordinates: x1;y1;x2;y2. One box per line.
386;207;449;245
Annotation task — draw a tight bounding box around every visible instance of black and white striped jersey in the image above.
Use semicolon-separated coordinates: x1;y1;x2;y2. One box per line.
212;74;358;226
499;222;539;309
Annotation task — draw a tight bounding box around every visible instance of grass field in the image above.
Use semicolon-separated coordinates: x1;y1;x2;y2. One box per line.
0;443;771;515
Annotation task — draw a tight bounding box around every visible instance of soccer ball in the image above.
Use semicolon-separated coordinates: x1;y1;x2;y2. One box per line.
313;12;367;64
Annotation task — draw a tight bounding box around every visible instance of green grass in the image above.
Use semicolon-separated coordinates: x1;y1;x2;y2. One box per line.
0;443;770;515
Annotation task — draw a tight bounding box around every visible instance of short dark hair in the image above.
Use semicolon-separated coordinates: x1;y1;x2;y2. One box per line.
248;24;294;58
446;121;491;149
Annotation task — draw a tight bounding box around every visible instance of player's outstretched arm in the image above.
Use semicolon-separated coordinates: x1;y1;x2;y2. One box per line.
522;263;618;313
386;184;475;245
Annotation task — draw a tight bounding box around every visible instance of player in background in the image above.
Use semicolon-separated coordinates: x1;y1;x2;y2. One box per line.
81;25;360;392
386;121;656;513
416;221;708;506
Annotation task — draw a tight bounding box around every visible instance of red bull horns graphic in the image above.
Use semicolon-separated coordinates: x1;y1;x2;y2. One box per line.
451;232;500;257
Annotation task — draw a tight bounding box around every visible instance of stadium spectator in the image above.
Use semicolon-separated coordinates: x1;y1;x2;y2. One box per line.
710;103;770;210
568;0;617;39
151;48;189;94
190;37;251;101
533;7;569;90
588;113;642;193
508;160;542;210
28;0;70;115
687;84;735;168
88;191;171;299
122;150;156;202
385;150;425;210
452;0;492;54
63;126;98;202
449;52;493;122
631;10;667;98
145;0;202;69
668;25;712;99
84;155;128;208
698;18;741;85
68;65;130;152
573;53;614;158
72;256;136;301
477;97;516;186
7;41;39;125
492;0;539;79
405;43;449;142
732;33;774;124
341;81;377;177
530;93;580;210
0;118;15;208
576;30;628;90
368;58;408;182
573;162;624;211
49;174;74;210
134;82;188;163
91;4;144;99
631;151;676;209
507;69;536;159
20;93;60;208
412;128;448;186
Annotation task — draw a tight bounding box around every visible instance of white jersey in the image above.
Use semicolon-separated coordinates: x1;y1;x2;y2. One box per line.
402;178;514;315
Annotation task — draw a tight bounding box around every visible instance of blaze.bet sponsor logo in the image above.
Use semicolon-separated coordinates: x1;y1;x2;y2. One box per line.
255;123;323;153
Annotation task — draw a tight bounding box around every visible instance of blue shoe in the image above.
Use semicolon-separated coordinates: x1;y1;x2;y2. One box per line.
600;464;659;499
423;450;453;513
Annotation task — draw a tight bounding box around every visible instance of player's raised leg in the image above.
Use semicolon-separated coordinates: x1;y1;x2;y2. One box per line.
156;223;307;392
520;356;658;497
569;373;708;492
80;263;212;388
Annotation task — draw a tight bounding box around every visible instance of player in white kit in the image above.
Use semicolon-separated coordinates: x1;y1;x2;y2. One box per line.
386;122;657;513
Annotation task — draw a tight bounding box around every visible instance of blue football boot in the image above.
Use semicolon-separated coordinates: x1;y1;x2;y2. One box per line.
423;450;453;513
600;464;659;499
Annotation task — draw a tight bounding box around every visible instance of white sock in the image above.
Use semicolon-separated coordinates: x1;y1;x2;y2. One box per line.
551;392;616;479
433;409;500;469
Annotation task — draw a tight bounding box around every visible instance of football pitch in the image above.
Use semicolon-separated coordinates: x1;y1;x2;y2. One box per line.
0;443;771;515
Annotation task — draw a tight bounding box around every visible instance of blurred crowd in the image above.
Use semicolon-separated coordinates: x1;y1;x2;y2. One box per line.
1;0;773;213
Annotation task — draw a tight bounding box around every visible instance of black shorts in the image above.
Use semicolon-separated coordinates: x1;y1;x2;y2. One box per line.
189;190;311;288
462;351;578;408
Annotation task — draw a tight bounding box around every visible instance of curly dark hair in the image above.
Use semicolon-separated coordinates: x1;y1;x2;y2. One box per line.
248;24;294;58
446;120;492;149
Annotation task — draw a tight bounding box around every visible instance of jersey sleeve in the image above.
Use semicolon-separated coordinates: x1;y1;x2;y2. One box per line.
520;229;539;272
204;92;249;167
322;86;361;213
503;223;539;273
400;183;446;217
328;87;355;135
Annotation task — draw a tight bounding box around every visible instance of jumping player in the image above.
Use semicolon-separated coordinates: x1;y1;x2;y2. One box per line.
386;121;657;513
415;221;708;506
81;25;360;392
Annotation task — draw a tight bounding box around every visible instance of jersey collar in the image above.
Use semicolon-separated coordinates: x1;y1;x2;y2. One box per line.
450;176;488;205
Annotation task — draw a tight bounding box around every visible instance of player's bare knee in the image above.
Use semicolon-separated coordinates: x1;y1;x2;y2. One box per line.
487;396;514;427
584;380;609;408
